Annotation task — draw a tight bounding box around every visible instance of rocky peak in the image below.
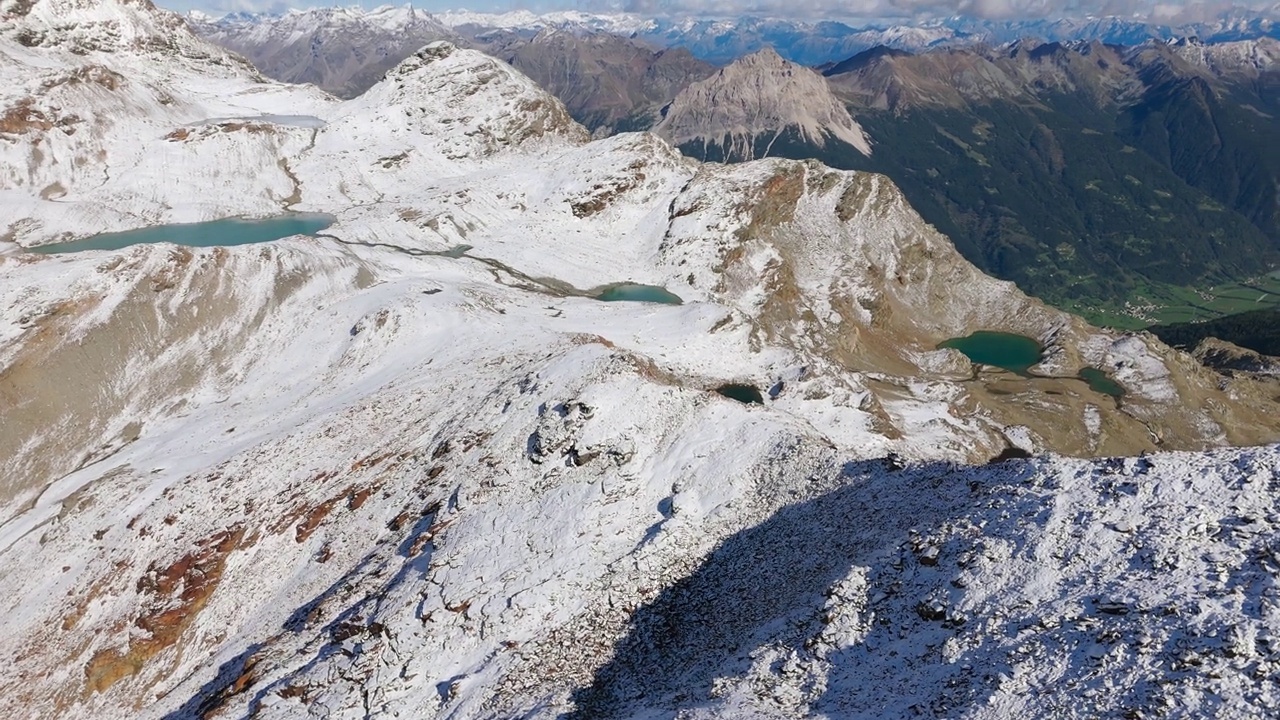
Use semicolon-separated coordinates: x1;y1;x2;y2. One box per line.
826;46;1024;111
822;45;913;76
655;46;871;157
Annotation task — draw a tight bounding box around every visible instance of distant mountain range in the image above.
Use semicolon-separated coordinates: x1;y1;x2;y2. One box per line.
11;2;1280;717
437;9;1280;65
192;6;1280;71
188;7;1280;325
187;5;462;98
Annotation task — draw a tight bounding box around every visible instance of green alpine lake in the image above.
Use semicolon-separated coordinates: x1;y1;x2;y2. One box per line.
29;214;336;254
1079;367;1125;397
939;331;1044;376
594;283;683;305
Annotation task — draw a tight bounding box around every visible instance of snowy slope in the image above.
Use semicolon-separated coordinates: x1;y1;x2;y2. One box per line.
0;0;337;242
438;8;656;36
3;2;1280;719
1164;36;1280;77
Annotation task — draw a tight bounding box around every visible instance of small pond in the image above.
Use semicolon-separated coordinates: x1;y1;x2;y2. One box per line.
715;383;764;405
594;283;683;305
939;331;1043;376
29;214;336;254
1079;367;1125;397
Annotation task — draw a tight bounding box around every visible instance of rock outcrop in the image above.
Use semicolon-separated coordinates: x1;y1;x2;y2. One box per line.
655;47;872;159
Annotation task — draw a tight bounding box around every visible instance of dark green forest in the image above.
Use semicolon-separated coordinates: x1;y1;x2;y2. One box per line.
681;77;1280;327
1150;308;1280;357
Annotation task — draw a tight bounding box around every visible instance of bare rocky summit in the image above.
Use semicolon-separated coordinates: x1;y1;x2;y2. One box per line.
655;47;872;159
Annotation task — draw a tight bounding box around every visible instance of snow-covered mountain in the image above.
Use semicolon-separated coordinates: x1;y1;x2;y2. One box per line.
439;9;1280;66
186;5;463;98
0;0;337;241
187;8;714;130
5;1;1280;718
1163;35;1280;78
438;8;657;37
655;47;872;158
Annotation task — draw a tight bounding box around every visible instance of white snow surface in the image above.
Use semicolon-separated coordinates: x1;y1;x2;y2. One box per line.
2;2;1280;719
437;8;657;35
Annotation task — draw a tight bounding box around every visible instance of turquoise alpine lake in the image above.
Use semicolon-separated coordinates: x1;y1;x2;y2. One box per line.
594;283;683;305
1079;367;1125;397
939;331;1044;376
29;214;336;255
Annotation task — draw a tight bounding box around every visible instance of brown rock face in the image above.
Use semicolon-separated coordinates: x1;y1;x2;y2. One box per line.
1192;337;1280;376
84;526;245;696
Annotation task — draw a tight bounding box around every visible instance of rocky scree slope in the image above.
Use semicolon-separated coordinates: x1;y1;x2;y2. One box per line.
3;3;1280;718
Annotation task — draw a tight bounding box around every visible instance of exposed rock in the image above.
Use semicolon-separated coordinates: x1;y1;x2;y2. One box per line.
477;29;715;134
4;4;1280;720
655;47;871;159
1192;337;1280;376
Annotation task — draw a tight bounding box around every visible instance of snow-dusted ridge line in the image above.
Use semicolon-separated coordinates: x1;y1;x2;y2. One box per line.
3;1;1280;718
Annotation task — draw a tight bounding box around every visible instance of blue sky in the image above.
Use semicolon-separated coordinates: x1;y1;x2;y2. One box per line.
156;0;1279;24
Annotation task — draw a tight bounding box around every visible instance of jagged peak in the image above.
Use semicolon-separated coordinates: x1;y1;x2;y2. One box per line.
655;45;871;157
1164;35;1280;73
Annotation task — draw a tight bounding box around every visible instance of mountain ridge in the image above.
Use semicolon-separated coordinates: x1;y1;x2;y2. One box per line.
5;2;1280;719
185;5;462;99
